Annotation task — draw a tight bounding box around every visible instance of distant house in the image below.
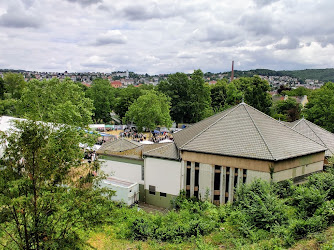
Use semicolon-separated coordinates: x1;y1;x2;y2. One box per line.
97;103;326;207
110;80;122;88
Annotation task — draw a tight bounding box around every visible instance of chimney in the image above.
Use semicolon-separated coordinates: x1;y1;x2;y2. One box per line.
230;60;234;82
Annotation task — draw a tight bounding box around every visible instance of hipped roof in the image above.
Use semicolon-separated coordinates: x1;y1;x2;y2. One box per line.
173;103;326;161
288;118;334;157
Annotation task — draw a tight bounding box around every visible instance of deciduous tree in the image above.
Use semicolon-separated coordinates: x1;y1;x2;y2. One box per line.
18;78;94;127
124;90;172;132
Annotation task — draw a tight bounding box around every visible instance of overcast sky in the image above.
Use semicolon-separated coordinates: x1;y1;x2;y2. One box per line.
0;0;333;74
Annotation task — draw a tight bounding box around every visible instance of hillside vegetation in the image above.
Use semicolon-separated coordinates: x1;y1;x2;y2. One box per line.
229;68;334;82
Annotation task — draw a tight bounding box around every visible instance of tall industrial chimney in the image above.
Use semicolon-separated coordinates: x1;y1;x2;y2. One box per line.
230;60;234;82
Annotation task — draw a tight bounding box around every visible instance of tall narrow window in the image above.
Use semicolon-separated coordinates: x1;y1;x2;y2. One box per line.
194;162;200;198
243;169;247;184
214;165;221;205
234;168;239;188
225;167;230;203
186;162;191;197
141;165;144;181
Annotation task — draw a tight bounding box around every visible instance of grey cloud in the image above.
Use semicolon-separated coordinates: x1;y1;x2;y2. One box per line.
81;62;109;68
238;13;274;36
65;0;102;6
122;4;172;21
0;7;40;28
275;37;301;50
95;30;127;45
253;0;279;7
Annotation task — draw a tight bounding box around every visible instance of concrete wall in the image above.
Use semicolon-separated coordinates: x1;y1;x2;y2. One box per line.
273;160;323;182
144;157;182;196
99;157;144;185
246;169;271;184
198;163;213;201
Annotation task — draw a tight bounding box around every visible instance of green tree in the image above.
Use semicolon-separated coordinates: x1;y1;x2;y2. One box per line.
0;120;113;249
18;78;94;127
233;76;272;114
303;82;334;132
273;98;302;122
124;90;172;132
3;72;26;99
210;79;242;112
87;79;115;123
114;85;143;120
0;76;5;100
282;87;312;97
157;70;212;124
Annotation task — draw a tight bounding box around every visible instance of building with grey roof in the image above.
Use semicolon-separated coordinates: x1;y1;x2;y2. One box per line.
283;118;334;158
97;103;326;207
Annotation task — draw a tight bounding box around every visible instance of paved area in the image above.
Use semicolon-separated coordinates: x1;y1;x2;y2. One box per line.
138;202;169;214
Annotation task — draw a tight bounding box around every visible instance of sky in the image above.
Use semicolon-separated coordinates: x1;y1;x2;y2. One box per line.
0;0;334;75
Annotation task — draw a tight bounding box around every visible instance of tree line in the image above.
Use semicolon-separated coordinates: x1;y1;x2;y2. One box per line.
0;70;333;132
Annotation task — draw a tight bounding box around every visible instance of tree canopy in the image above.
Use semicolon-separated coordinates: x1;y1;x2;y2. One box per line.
124;90;172;132
272;97;302;122
233;76;272;115
86;78;115;123
210;79;242;112
18;78;94;127
3;72;26;99
157;70;212;124
0;120;113;249
303;82;334;132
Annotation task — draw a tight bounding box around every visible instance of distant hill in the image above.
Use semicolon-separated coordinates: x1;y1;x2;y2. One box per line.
227;68;334;83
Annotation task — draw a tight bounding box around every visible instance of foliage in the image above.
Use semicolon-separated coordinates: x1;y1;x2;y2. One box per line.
113;85;143;120
18;78;94;127
157;70;212;123
86;78;115;123
233;179;289;232
282;86;312;96
0;76;4;100
303;82;334;132
210;79;242;112
233;76;272;114
3;72;26;99
272;97;302;122
0;98;18;116
124;90;172;132
0;120;114;249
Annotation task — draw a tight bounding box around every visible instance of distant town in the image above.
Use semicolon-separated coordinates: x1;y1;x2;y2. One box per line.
0;68;326;91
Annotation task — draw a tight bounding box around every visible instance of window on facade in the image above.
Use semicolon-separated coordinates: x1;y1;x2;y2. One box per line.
225;167;230;202
186;168;191;185
149;185;156;195
160;192;167;197
187;161;191;167
194;162;200;198
141;165;144;181
243;169;247;184
234;168;239;188
214;166;221;191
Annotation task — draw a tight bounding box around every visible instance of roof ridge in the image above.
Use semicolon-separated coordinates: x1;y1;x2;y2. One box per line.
144;142;173;154
179;104;241;149
303;120;333;155
243;104;327;150
242;104;275;161
291;118;303;128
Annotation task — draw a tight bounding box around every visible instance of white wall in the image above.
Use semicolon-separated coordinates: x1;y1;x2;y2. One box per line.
144;157;182;196
100;159;144;185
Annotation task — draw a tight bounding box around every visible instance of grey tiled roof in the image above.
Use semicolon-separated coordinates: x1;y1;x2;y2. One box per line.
97;138;141;154
143;142;179;160
291;119;334;157
174;103;326;161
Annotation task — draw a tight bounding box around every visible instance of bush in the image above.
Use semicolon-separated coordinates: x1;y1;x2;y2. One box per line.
290;185;326;218
306;172;334;200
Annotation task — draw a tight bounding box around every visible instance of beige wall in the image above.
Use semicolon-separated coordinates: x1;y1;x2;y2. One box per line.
181;151;325;174
273;160;323;182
